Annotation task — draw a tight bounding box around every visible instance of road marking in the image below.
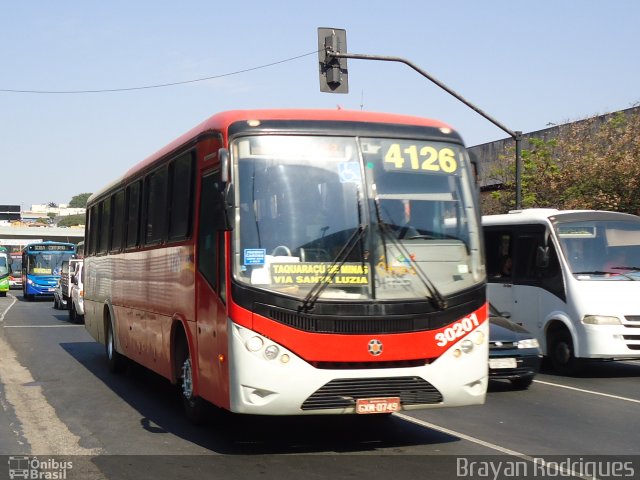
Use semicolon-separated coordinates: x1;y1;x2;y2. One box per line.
0;293;18;323
534;379;640;404
0;331;101;456
395;413;592;480
4;325;84;328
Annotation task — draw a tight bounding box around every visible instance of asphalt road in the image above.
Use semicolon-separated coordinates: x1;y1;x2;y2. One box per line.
1;292;639;480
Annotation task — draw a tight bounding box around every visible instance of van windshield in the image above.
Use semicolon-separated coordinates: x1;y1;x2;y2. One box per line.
556;219;640;280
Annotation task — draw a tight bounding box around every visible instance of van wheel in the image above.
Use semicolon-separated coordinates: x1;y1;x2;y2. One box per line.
106;320;126;373
549;330;583;376
176;339;205;424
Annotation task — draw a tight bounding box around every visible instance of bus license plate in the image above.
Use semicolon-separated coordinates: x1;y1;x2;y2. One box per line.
489;358;517;369
356;397;401;414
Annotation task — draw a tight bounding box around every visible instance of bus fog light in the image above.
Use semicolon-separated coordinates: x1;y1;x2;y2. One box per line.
246;336;263;352
280;354;290;364
474;331;485;345
460;339;474;354
582;315;621;325
453;349;462;358
264;345;279;360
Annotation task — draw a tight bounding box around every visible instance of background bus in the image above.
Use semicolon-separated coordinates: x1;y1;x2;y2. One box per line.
483;208;640;374
83;109;487;421
9;252;23;289
0;247;9;296
22;241;76;300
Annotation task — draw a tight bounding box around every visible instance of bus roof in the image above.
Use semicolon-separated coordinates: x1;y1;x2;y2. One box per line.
89;109;457;204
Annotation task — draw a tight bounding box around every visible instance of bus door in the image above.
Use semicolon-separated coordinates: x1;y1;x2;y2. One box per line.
194;169;229;407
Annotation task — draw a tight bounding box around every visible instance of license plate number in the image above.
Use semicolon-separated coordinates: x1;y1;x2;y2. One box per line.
489;357;517;369
355;397;401;414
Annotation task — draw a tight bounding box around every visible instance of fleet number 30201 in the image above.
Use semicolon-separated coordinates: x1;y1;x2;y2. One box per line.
435;313;480;347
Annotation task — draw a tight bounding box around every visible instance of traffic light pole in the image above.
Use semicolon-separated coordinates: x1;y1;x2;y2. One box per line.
324;48;523;209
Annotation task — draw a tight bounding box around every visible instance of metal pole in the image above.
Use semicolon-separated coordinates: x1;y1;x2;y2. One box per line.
515;131;523;210
327;49;523;208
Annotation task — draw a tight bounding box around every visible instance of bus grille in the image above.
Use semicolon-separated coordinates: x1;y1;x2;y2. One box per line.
300;376;443;411
267;308;429;334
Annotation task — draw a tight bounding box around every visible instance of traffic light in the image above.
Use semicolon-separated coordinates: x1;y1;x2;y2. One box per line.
318;28;348;94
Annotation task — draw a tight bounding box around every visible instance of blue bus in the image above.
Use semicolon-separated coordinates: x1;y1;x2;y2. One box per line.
22;241;77;300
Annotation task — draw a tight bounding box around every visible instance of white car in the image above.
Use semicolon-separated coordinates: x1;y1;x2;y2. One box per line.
69;262;84;324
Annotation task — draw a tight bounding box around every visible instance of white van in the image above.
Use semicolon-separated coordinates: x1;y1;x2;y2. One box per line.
482;209;640;374
69;261;84;324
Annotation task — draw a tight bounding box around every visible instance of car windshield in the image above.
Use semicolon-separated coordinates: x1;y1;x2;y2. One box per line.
556;219;640;280
27;253;74;276
231;134;483;301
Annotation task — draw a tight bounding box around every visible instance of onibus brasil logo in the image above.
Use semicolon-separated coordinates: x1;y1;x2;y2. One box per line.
8;456;73;479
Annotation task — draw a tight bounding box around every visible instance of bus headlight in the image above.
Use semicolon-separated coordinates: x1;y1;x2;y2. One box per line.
460;339;474;353
582;315;621;325
245;336;264;352
264;345;280;360
27;278;34;285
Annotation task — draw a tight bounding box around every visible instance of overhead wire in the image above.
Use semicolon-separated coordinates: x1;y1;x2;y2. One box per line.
0;49;318;94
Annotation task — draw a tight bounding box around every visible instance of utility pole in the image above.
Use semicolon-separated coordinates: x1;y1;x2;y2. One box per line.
317;27;523;209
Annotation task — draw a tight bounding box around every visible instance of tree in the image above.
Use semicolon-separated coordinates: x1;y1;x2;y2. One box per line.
482;107;640;215
57;214;86;227
68;193;92;208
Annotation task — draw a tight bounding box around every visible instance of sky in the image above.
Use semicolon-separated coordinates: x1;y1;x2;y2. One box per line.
2;1;639;208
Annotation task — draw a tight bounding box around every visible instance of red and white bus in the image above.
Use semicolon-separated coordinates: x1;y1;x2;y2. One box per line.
84;109;488;420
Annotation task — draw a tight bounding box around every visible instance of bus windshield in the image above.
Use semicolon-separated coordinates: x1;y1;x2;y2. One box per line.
0;255;8;277
557;219;640;280
26;252;75;276
232;135;483;301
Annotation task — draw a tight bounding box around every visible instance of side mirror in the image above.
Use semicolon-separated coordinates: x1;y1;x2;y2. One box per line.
536;246;549;268
219;148;230;183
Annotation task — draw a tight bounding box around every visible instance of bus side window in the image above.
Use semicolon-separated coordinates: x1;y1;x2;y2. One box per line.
197;173;221;291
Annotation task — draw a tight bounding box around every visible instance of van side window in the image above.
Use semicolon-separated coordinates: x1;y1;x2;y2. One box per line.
484;229;513;282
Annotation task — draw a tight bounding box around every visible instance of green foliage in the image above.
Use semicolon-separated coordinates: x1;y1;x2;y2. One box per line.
482;108;640;215
68;193;92;208
57;214;86;227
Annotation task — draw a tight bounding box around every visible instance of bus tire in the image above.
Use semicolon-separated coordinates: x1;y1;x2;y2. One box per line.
106;319;126;373
548;329;583;376
176;336;205;424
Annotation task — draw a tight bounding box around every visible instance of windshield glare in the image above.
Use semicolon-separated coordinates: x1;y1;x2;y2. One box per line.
232;135;483;301
557;219;640;279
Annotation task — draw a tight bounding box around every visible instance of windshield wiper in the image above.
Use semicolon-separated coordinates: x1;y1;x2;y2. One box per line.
299;189;368;313
373;196;447;311
574;270;636;280
611;266;640;273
